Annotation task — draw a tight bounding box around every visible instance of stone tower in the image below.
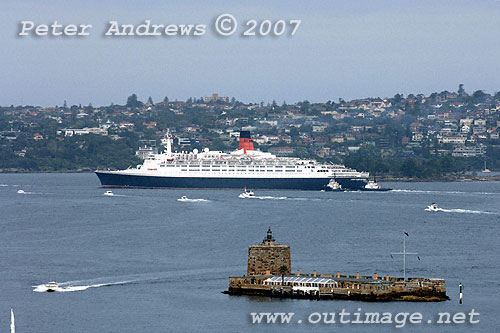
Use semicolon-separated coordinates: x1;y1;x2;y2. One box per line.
247;228;291;276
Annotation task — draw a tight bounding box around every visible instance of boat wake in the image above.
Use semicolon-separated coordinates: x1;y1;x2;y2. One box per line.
253;195;288;200
177;198;210;202
17;190;33;195
33;267;240;293
393;189;498;195
241;195;318;201
16;191;51;195
33;280;134;293
425;207;496;215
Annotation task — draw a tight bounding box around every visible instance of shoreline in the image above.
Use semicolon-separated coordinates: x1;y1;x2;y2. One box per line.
378;175;500;182
0;169;499;182
0;169;94;174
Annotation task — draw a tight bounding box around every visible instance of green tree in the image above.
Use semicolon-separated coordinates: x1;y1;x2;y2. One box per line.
126;94;143;108
401;158;417;177
458;83;465;95
279;265;288;286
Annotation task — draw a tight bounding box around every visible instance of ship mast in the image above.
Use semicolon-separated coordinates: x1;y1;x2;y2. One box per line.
161;130;173;156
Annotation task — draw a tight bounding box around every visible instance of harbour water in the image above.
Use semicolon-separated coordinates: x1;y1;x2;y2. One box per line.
0;173;498;332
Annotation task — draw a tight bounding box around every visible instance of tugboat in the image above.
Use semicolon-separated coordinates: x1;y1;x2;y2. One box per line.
239;187;255;198
363;177;391;191
326;180;343;191
426;203;440;212
45;281;59;292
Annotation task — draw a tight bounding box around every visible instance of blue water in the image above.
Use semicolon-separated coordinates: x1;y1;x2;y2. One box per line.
0;174;498;332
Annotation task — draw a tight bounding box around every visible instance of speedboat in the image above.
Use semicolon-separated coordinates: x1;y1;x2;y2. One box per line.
426;203;439;212
104;190;114;196
326;180;342;191
45;281;59;292
177;195;193;202
239;187;255;198
17;189;25;194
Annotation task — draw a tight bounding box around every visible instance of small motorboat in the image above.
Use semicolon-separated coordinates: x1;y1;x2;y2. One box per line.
104;190;114;196
181;195;188;200
326;180;342;191
45;281;59;292
426;203;440;212
17;189;25;194
239;187;255;198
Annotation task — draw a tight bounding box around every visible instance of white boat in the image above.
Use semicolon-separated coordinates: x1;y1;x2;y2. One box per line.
239;187;255;198
327;180;342;191
364;180;381;190
104;190;114;196
17;189;25;194
181;195;188;200
426;203;439;212
45;281;59;292
362;178;391;191
96;131;372;191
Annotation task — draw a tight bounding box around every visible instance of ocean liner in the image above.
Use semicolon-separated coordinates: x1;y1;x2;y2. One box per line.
95;131;372;190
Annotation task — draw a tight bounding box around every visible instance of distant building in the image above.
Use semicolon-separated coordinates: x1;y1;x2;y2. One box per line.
119;122;135;129
312;125;327;133
262;135;280;145
452;145;486;157
177;137;191;146
438;136;466;144
57;128;108;137
268;147;295;156
204;93;229;103
14;149;26;157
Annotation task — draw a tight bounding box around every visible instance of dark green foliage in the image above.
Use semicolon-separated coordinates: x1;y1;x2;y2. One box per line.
126;94;143;108
0;135;141;171
343;145;482;179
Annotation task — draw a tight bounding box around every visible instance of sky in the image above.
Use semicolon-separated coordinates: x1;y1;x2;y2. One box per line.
1;0;500;106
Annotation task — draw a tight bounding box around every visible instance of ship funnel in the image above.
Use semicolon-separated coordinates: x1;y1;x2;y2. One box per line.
239;131;254;153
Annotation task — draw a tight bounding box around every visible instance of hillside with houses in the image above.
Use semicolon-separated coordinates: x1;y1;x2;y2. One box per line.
1;87;500;179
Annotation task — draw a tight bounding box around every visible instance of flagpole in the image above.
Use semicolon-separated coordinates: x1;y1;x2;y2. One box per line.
391;231;418;281
403;234;406;280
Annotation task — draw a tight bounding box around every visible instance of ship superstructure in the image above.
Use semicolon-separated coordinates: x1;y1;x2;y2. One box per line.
96;131;370;190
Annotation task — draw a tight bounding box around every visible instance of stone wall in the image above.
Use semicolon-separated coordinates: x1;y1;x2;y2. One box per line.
247;244;291;275
226;275;448;302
